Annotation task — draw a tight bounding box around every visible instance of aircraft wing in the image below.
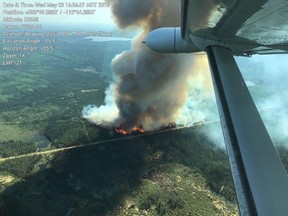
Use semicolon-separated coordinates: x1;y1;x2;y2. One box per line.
145;0;288;215
181;0;288;56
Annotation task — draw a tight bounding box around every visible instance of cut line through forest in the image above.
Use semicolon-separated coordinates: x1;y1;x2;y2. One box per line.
0;120;219;162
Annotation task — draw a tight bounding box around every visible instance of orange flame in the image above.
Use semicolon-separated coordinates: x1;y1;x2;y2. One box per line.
113;122;176;135
130;126;145;133
115;128;129;134
114;125;145;135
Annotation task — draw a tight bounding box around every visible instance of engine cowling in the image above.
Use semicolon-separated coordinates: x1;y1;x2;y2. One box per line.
144;27;200;53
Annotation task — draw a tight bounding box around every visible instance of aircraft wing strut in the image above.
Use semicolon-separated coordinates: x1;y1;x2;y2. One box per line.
206;46;288;215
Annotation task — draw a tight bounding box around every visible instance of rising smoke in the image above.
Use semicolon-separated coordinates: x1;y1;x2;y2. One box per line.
81;0;288;151
82;1;288;150
82;0;214;132
237;55;288;147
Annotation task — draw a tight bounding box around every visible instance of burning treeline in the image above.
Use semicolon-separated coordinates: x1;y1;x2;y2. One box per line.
82;0;212;134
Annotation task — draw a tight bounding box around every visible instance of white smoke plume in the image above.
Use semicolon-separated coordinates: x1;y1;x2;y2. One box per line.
237;55;288;147
195;55;288;149
82;0;214;132
82;85;118;126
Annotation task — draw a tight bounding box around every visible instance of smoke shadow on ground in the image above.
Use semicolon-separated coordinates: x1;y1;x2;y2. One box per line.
0;137;149;216
0;125;238;215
